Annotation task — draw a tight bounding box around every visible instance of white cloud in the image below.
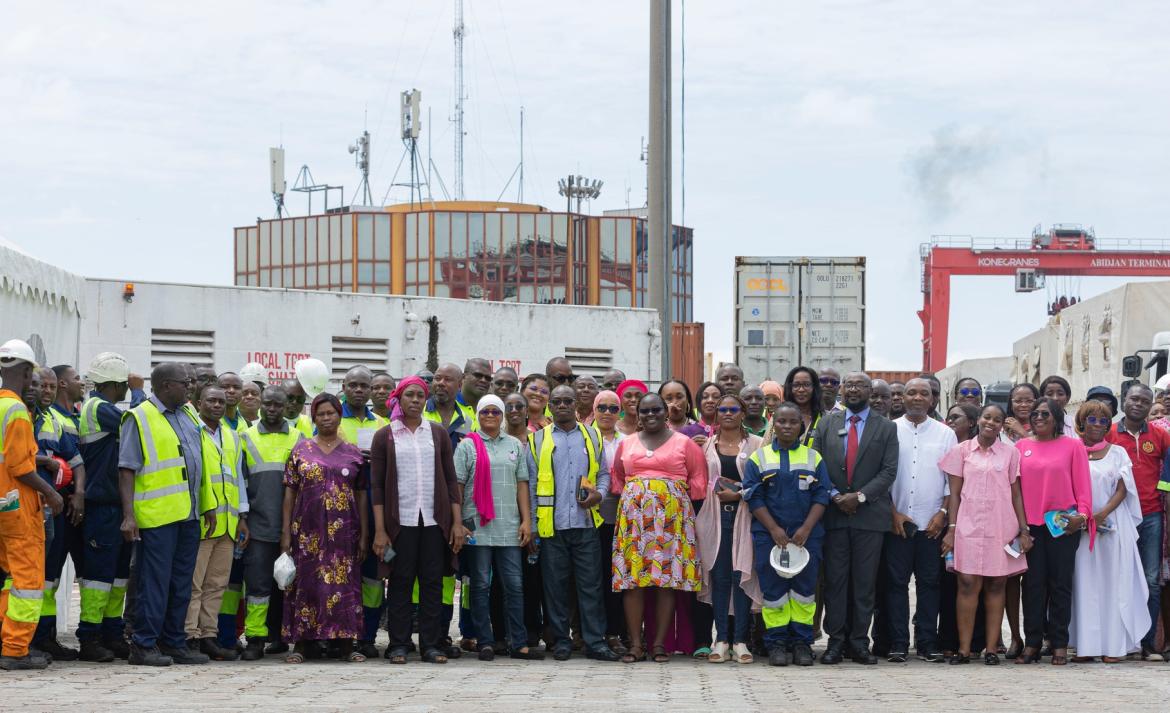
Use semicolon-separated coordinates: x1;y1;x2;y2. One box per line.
794;89;876;128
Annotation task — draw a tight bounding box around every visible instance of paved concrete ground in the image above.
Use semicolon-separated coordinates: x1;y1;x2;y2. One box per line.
9;632;1170;712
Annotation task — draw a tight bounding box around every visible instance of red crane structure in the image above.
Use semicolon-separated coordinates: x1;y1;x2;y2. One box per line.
919;224;1170;372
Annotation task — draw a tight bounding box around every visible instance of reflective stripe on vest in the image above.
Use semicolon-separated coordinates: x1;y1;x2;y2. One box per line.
750;442;821;477
199;426;241;539
241;426;301;474
0;398;33;465
126;401;191;528
529;422;602;538
78;397;110;444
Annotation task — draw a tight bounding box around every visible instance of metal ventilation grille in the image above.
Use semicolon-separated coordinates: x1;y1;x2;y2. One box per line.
565;347;613;378
150;329;215;369
331;336;389;382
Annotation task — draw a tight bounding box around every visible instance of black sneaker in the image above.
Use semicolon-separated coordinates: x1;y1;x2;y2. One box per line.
0;654;50;671
264;641;289;655
161;644;210;665
792;643;814;667
101;637;131;660
356;640;380;659
921;650;946;663
128;644;173;667
240;638;266;661
887;650;908;663
200;637;238;661
78;640;116;663
34;638;79;661
768;648;789;666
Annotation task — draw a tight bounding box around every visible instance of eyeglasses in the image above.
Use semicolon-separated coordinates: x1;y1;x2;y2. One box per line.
550;374;576;383
1011;397;1035;405
525;386;550;396
1029;411;1053;421
819;377;840;387
958;387;982;397
504;403;527;412
790;382;812;390
717;406;742;415
1084;415;1110;426
638;406;664;416
479;408;502;418
549;398;575;407
595;404;620;414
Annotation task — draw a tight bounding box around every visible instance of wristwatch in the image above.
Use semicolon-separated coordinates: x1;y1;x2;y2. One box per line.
856;492;867;504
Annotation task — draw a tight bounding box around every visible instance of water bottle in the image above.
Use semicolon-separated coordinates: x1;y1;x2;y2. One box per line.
527;537;540;565
943;550;955;573
233;530;246;560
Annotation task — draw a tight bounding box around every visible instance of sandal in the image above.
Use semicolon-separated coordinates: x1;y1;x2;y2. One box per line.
606;636;628;656
692;646;711;659
345;651;367;663
1051;649;1068;666
285;651;305;664
1102;656;1123;664
732;642;754;664
388;646;408;664
1015;647;1041;664
652;646;670;663
621;645;647;663
708;642;729;663
1005;639;1024;660
422;648;448;664
983;652;1000;666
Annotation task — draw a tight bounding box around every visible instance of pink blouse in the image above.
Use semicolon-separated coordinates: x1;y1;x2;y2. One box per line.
610;431;709;498
1015;436;1093;526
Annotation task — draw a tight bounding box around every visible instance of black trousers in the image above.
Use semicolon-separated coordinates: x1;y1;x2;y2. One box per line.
597;523;625;639
387;524;447;652
1022;524;1077;649
882;531;942;652
938;569;986;653
824;527;884;654
522;554;546;645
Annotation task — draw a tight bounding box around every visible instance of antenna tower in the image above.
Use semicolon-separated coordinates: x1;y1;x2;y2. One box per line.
453;0;466;200
349;130;373;205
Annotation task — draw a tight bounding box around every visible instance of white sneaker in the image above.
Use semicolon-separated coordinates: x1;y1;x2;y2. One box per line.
708;641;729;663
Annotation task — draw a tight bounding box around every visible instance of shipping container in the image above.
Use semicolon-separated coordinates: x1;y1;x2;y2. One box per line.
734;256;866;386
671;322;705;390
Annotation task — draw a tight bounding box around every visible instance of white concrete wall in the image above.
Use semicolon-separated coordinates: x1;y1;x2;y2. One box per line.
81;279;663;388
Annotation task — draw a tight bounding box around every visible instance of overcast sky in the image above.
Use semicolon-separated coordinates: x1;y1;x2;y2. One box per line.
3;1;1169;371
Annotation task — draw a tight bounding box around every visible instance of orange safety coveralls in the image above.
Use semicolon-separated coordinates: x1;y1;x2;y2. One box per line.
0;389;45;658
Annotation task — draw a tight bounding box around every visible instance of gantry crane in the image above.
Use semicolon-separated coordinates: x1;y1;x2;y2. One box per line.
919;224;1170;372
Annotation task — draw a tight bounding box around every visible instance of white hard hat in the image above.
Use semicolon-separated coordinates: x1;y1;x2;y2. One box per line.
770;543;810;579
1155;374;1170;392
0;339;38;368
239;362;268;386
294;358;329;398
87;352;130;384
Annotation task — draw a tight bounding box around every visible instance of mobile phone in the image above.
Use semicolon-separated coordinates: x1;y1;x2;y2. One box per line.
1004;538;1021;558
902;521;919;538
381;545;397;563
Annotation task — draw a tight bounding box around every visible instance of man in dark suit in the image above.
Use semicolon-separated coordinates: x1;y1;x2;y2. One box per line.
812;371;899;664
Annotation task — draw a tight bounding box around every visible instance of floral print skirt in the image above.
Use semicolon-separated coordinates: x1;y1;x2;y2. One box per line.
612;477;701;592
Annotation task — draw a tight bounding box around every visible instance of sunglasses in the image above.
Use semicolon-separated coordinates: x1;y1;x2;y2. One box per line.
717;406;742;415
1030;411;1053;420
638;406;665;416
595;404;620;414
504;403;527;412
551;374;576;383
525;386;550;396
958;387;982;397
549;398;575;407
819;377;840;387
478;408;502;418
1084;415;1110;426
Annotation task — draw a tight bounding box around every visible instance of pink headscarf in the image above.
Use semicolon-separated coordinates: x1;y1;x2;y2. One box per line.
467;395;506;526
593;389;620;409
615;379;649;400
760;380;784;401
387;375;430;422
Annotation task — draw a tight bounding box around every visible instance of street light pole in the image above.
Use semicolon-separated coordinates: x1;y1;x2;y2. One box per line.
648;0;672;383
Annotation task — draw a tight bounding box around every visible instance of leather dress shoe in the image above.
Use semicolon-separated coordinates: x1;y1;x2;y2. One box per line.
851;648;878;665
820;646;844;665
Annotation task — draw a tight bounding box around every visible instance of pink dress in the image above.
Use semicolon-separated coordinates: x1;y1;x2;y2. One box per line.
938;439;1027;577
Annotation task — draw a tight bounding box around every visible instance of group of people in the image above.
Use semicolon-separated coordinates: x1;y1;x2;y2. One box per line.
2;337;1168;672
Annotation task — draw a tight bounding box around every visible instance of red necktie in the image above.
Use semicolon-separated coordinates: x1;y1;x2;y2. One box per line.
846;415;861;486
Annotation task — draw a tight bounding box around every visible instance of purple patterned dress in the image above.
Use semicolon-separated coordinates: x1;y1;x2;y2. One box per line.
281;439;366;643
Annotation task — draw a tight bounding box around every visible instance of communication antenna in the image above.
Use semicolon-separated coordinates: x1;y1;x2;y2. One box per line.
639;136;649;208
452;0;466;200
402;89;423;205
269;147;287;217
348;130;373;205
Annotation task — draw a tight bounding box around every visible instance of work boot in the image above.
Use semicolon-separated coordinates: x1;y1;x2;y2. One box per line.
34;638;80;661
101;636;130;660
356;640;380;659
128;644;173;667
792;643;814;667
200;637;239;661
0;654;50;671
161;643;210;665
78;640;116;663
264;640;289;655
768;647;789;667
240;638;266;661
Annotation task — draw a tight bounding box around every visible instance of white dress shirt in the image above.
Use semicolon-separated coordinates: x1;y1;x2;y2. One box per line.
392;419;437;527
891;415;957;529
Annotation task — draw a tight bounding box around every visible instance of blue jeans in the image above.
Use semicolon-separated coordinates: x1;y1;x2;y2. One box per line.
132;519;201;650
467;545;527;649
1137;512;1163;648
539;527;606;651
711;508;751;644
